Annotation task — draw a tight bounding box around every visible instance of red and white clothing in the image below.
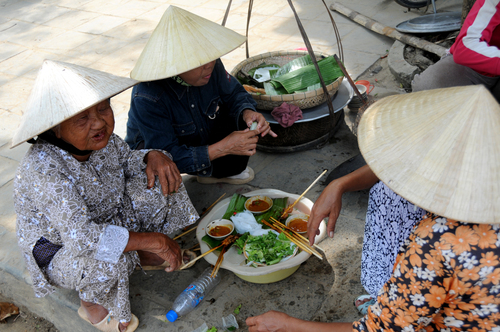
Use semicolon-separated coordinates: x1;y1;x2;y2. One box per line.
412;0;500;100
450;0;500;77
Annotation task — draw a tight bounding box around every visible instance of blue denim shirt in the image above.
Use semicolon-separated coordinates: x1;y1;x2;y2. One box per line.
125;59;257;176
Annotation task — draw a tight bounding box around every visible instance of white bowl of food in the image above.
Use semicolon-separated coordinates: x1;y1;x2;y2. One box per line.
285;213;309;234
244;195;273;214
206;219;234;240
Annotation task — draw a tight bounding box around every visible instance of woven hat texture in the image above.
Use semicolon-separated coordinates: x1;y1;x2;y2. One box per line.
11;60;137;148
358;85;500;224
130;5;246;81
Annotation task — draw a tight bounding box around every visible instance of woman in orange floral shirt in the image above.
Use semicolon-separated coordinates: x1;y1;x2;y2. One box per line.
246;85;500;332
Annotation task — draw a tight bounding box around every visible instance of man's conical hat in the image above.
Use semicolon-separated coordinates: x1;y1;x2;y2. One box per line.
11;60;138;148
358;85;500;224
130;6;246;82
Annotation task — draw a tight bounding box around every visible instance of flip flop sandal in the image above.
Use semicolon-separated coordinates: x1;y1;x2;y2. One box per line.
354;294;376;315
78;306;139;332
140;249;197;271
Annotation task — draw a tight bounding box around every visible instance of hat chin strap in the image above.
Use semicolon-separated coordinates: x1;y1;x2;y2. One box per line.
29;130;93;156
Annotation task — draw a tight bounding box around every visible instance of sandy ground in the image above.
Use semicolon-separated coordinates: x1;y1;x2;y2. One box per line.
0;294;58;331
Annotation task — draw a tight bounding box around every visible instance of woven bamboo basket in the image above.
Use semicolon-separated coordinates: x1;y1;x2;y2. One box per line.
230;50;344;110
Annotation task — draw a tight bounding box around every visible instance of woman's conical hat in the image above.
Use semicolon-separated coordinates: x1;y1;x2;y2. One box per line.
130;6;246;82
358;85;500;224
11;60;138;148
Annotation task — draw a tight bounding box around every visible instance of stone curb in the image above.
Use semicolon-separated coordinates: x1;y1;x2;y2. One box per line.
387;40;420;89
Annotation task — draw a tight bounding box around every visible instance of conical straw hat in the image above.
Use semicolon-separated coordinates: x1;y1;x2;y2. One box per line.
11;60;138;148
130;6;246;81
358;85;500;224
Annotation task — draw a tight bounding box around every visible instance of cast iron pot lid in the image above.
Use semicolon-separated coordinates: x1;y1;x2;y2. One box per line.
396;11;461;33
260;79;353;124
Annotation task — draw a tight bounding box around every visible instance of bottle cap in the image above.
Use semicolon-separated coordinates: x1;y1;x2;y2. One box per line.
166;310;178;322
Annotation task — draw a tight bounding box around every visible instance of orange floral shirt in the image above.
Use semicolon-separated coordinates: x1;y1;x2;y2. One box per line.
353;214;500;332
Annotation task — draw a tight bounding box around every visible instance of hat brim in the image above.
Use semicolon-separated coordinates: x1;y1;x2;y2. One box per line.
358;85;500;224
11;60;138;148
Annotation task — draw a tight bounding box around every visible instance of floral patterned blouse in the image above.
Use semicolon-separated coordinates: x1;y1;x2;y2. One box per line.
354;214;500;332
14;134;198;298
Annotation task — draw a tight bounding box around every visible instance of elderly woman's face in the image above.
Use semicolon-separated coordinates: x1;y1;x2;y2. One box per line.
56;100;114;154
178;60;216;86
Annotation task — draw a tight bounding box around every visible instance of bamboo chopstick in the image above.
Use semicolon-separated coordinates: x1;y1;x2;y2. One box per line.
173;193;226;240
266;218;323;256
270;217;325;252
261;220;322;260
280;170;327;219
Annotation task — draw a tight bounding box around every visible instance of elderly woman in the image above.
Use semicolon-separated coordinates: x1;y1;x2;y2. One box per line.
247;85;500;331
11;61;198;332
125;6;276;185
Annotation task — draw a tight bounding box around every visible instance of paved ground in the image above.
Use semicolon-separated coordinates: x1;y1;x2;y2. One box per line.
0;0;462;331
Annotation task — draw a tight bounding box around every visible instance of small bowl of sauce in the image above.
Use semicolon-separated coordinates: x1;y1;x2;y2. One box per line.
285;213;309;234
206;219;234;240
245;195;273;214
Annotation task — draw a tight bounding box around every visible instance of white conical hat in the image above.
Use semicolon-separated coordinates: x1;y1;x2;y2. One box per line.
358;85;500;224
11;60;138;148
130;5;246;81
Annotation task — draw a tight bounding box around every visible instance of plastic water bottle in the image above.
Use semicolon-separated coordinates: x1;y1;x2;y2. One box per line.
166;267;221;322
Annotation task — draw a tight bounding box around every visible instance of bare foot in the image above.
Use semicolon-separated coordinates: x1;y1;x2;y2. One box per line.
80;300;129;332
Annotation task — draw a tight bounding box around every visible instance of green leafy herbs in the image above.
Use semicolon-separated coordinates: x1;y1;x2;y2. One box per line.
234;304;242;315
207;327;218;332
227;327;236;331
243;231;296;266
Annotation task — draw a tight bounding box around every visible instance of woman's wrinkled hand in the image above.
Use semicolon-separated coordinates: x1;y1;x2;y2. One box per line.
144;151;182;196
308;180;344;246
246;311;291;332
150;233;182;272
242;109;277;138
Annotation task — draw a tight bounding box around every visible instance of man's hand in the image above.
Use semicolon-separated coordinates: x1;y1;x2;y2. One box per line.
144;151;182;195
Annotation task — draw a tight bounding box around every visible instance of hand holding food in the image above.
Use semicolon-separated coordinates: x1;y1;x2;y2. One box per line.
211;129;259;158
242;109;277;138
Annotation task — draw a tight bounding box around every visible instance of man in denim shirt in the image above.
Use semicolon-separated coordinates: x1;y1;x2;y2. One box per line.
125;6;276;185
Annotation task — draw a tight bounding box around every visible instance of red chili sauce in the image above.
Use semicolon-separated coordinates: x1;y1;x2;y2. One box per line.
247;199;270;212
209;225;232;237
288;218;307;232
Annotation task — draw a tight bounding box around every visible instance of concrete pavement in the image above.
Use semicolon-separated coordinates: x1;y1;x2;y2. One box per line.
0;0;461;330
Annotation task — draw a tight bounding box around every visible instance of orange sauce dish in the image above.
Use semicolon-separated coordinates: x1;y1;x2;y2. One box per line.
247;199;270;212
288;218;307;233
209;225;232;237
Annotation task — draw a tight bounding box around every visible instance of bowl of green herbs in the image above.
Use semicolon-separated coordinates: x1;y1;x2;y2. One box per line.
236;231;298;267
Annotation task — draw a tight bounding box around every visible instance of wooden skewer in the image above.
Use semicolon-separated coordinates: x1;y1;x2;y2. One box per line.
173;193;226;240
270;217;325;252
261;220;322;260
271;224;323;258
211;246;227;278
265;218;323;256
262;220;319;258
280;170;328;219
